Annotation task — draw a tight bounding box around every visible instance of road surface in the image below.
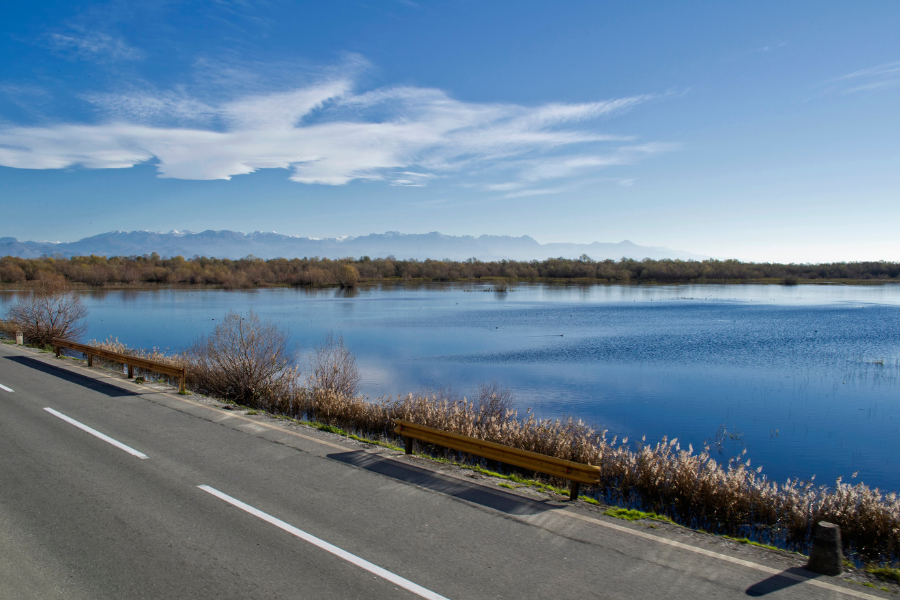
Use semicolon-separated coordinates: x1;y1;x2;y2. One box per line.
0;342;887;599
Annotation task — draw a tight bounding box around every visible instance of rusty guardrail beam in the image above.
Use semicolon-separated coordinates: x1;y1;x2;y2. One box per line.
394;420;600;500
52;337;185;394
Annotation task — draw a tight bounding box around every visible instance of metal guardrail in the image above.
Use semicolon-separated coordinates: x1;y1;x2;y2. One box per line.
394;420;601;500
52;337;186;393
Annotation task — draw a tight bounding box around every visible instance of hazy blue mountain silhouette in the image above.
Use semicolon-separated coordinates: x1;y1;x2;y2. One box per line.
0;231;708;261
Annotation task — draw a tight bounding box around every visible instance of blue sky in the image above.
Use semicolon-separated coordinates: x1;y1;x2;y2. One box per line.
1;1;898;262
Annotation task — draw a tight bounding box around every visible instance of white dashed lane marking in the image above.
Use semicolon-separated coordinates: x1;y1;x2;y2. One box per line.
44;408;149;459
198;485;451;600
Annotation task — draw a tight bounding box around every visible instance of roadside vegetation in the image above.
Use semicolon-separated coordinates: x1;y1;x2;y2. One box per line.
2;253;900;288
21;312;894;565
0;279;87;346
3;302;898;565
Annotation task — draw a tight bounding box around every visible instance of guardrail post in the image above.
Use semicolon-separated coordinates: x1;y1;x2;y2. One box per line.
127;364;134;379
569;481;580;501
55;344;60;357
405;436;413;455
87;353;93;367
179;369;186;394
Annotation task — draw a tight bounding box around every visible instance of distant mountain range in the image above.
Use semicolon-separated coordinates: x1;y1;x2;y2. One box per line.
0;230;709;262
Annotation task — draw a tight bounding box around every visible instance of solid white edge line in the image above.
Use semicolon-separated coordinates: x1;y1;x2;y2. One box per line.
562;511;879;600
0;383;13;392
43;408;149;459
197;485;450;600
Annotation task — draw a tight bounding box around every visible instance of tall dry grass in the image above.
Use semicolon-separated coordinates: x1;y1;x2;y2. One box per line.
81;337;900;562
249;385;900;561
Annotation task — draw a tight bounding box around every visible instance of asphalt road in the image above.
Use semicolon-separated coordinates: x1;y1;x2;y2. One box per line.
0;342;887;599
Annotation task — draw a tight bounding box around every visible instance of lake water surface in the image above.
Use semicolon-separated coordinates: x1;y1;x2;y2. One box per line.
3;283;899;492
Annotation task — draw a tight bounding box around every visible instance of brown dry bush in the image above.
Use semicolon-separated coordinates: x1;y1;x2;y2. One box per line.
181;311;297;403
0;318;19;338
306;332;359;397
4;280;88;346
473;380;516;425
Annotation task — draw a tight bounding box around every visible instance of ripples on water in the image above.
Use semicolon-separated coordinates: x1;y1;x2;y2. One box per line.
2;283;898;491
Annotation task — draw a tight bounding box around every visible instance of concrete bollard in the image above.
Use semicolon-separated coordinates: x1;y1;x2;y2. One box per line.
807;521;843;576
15;331;23;345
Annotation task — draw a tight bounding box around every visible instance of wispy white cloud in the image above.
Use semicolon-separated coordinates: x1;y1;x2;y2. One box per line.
479;143;676;196
82;90;218;124
0;74;667;188
828;60;900;94
501;185;576;199
47;30;143;62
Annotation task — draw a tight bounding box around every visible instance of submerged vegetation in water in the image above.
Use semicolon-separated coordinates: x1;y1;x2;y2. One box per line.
2;253;900;288
64;314;900;565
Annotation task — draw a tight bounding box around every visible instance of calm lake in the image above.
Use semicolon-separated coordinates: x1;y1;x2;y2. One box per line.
3;283;899;492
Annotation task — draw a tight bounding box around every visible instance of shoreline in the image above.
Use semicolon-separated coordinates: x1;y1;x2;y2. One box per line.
3;277;900;292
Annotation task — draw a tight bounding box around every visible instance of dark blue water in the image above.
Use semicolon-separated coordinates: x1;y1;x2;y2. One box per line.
3;283;899;491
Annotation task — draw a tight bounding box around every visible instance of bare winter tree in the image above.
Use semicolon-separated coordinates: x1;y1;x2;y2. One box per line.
183;311;295;402
6;280;88;346
307;332;360;396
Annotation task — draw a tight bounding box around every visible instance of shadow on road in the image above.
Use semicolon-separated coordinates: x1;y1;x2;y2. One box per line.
329;450;564;516
3;356;138;398
745;567;820;596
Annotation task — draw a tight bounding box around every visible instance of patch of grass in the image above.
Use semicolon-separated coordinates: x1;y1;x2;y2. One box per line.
289;419;403;451
847;579;893;592
867;566;900;583
246;409;259;415
722;535;781;552
498;482;515;489
306;422;347;435
346;433;403;452
464;465;571;496
579;496;600;505
604;508;676;525
134;377;145;384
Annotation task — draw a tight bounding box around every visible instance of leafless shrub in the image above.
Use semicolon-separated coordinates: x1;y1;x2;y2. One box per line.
473;380;516;425
182;311;297;402
5;281;88;346
307;332;359;396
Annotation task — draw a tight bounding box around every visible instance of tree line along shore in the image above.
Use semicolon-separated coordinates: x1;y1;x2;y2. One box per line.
1;254;900;288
